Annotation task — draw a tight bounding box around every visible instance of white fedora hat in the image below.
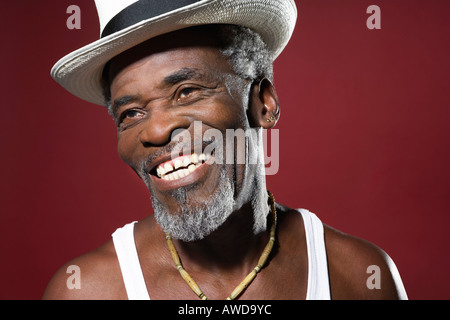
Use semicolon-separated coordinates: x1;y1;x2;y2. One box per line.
51;0;297;106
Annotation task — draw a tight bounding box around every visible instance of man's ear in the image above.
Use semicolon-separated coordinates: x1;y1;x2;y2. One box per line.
248;78;280;128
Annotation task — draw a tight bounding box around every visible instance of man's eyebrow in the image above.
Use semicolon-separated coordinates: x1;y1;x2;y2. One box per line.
163;68;205;85
111;94;139;116
111;68;207;116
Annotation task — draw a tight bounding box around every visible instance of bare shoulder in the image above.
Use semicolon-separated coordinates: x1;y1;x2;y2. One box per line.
42;239;126;300
323;224;408;300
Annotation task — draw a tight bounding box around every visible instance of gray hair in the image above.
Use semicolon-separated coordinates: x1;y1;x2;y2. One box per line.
218;24;273;83
102;24;273;114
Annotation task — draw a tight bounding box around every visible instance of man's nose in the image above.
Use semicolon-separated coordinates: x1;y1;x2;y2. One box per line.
138;108;190;147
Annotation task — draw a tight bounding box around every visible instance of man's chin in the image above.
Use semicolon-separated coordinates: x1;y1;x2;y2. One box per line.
150;169;235;242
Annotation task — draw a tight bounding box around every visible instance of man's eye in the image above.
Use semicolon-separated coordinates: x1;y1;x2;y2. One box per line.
118;109;144;125
124;109;141;118
177;87;197;100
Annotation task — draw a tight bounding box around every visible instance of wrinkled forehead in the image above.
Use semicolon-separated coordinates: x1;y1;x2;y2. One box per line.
105;25;229;86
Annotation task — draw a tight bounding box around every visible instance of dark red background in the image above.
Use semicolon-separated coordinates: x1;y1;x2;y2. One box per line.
1;0;449;299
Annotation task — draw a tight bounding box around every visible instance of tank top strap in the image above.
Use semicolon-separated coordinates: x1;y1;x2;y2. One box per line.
298;209;331;300
112;222;150;300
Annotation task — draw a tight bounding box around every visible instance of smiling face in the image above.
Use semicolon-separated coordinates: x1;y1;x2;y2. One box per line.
106;27;272;241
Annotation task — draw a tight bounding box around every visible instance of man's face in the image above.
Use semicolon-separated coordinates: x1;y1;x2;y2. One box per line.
108;28;261;241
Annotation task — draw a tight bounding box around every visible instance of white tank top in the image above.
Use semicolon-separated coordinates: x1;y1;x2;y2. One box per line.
112;209;331;300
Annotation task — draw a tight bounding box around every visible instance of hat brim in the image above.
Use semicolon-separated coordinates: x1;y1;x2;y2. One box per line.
51;0;297;106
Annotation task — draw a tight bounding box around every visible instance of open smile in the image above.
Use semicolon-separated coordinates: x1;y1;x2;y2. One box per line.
148;151;215;192
154;152;211;181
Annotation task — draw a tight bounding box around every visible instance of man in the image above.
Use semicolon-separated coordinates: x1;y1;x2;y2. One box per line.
43;0;407;300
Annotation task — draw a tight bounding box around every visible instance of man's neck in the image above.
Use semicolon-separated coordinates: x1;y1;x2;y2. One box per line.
169;201;272;277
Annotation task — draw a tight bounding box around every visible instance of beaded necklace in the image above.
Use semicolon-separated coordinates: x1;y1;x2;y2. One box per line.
165;191;277;300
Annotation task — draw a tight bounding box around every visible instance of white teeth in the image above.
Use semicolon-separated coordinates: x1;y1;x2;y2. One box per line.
164;163;173;173
174;159;183;170
182;157;191;167
191;153;199;164
155;153;211;180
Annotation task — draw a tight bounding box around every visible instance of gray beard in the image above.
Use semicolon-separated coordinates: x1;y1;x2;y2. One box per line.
150;166;235;242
